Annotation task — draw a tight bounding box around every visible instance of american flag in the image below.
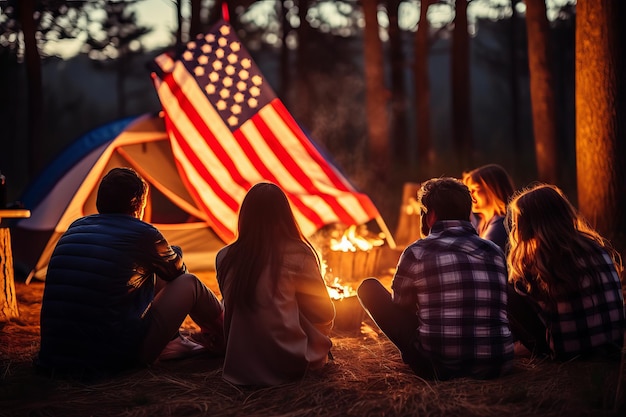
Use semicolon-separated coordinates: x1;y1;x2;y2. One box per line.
153;20;380;243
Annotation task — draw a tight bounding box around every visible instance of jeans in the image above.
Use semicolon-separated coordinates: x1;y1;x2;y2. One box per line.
139;273;224;364
506;285;551;357
357;278;437;378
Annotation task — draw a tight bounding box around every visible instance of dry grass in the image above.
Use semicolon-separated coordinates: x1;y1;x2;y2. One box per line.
1;277;625;417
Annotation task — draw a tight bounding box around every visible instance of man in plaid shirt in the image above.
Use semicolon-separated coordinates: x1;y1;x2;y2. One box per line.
358;177;514;380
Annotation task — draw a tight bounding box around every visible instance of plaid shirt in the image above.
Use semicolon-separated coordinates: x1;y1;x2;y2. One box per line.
518;243;625;360
392;220;514;376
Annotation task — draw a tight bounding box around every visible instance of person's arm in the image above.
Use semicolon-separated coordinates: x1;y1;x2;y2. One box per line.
482;216;508;252
215;246;230;296
147;228;187;281
391;248;419;312
295;250;335;334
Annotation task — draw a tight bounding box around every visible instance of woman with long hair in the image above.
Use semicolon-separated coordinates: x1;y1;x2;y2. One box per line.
216;182;335;386
506;183;624;360
462;164;515;252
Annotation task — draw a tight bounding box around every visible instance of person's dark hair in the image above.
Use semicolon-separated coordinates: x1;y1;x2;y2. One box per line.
462;164;515;216
218;182;318;310
418;177;472;221
96;167;148;215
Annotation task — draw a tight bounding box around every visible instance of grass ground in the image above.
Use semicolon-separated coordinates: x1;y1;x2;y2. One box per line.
1;273;624;417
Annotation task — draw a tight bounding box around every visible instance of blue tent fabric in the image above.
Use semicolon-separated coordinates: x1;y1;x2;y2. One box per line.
20;115;138;209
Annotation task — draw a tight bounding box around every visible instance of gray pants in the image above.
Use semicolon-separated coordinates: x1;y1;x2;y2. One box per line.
139;273;224;364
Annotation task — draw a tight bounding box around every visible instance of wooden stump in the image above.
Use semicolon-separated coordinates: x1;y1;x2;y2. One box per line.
394;182;422;246
0;227;19;323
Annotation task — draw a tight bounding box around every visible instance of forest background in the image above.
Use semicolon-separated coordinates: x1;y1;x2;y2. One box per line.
1;0;624;259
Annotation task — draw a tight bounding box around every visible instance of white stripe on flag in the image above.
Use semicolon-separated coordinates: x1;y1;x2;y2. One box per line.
259;107;346;193
169;137;239;235
155;53;175;73
237;120;341;222
157;68;245;222
259;105;370;222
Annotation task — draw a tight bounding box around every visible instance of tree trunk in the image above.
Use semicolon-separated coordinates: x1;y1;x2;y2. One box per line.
207;0;226;28
362;0;390;176
0;50;20;198
576;1;626;256
394;182;422;246
294;0;313;130
190;0;203;38
387;0;408;163
116;46;127;119
0;227;19;323
280;0;291;99
508;0;521;172
176;0;183;45
451;0;471;170
414;0;434;175
526;0;559;184
18;0;44;179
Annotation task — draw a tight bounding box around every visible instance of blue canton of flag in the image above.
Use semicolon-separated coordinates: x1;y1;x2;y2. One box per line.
180;26;274;131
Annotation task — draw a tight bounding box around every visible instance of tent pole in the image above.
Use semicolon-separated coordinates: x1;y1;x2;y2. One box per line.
375;215;396;249
25;271;35;285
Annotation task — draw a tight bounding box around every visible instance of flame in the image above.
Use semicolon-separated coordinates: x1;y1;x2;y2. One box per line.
321;260;348;299
329;225;383;252
316;224;384;300
325;276;356;300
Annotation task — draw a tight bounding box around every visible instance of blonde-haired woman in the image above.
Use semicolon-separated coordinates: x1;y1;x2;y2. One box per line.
506;183;624;360
462;164;515;252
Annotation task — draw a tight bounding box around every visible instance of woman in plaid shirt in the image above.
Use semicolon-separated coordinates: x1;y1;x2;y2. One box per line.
506;183;625;360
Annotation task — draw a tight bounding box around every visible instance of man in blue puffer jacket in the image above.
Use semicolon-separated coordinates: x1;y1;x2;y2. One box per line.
37;167;224;379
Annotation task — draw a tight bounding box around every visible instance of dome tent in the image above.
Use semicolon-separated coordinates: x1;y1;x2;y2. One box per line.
12;113;225;282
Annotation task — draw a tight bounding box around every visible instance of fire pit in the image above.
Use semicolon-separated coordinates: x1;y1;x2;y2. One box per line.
323;248;381;283
313;224;385;335
319;224;385;282
331;295;366;335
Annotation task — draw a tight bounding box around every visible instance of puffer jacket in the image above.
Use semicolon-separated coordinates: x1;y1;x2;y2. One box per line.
37;213;186;377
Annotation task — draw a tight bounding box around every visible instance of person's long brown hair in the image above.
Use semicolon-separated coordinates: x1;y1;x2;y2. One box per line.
218;182;319;310
506;183;623;300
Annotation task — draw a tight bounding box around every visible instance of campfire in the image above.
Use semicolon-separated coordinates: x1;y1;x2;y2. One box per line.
312;224;386;333
319;224;385;299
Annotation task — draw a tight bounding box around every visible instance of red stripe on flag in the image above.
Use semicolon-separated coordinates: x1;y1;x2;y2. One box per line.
271;100;353;192
232;128;325;226
162;72;244;211
250;108;358;226
270;100;380;219
162;115;236;242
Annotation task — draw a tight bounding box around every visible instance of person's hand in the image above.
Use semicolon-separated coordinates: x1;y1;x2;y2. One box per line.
171;245;184;257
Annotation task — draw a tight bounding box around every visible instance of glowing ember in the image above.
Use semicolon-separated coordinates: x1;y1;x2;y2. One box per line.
325;276;356;300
